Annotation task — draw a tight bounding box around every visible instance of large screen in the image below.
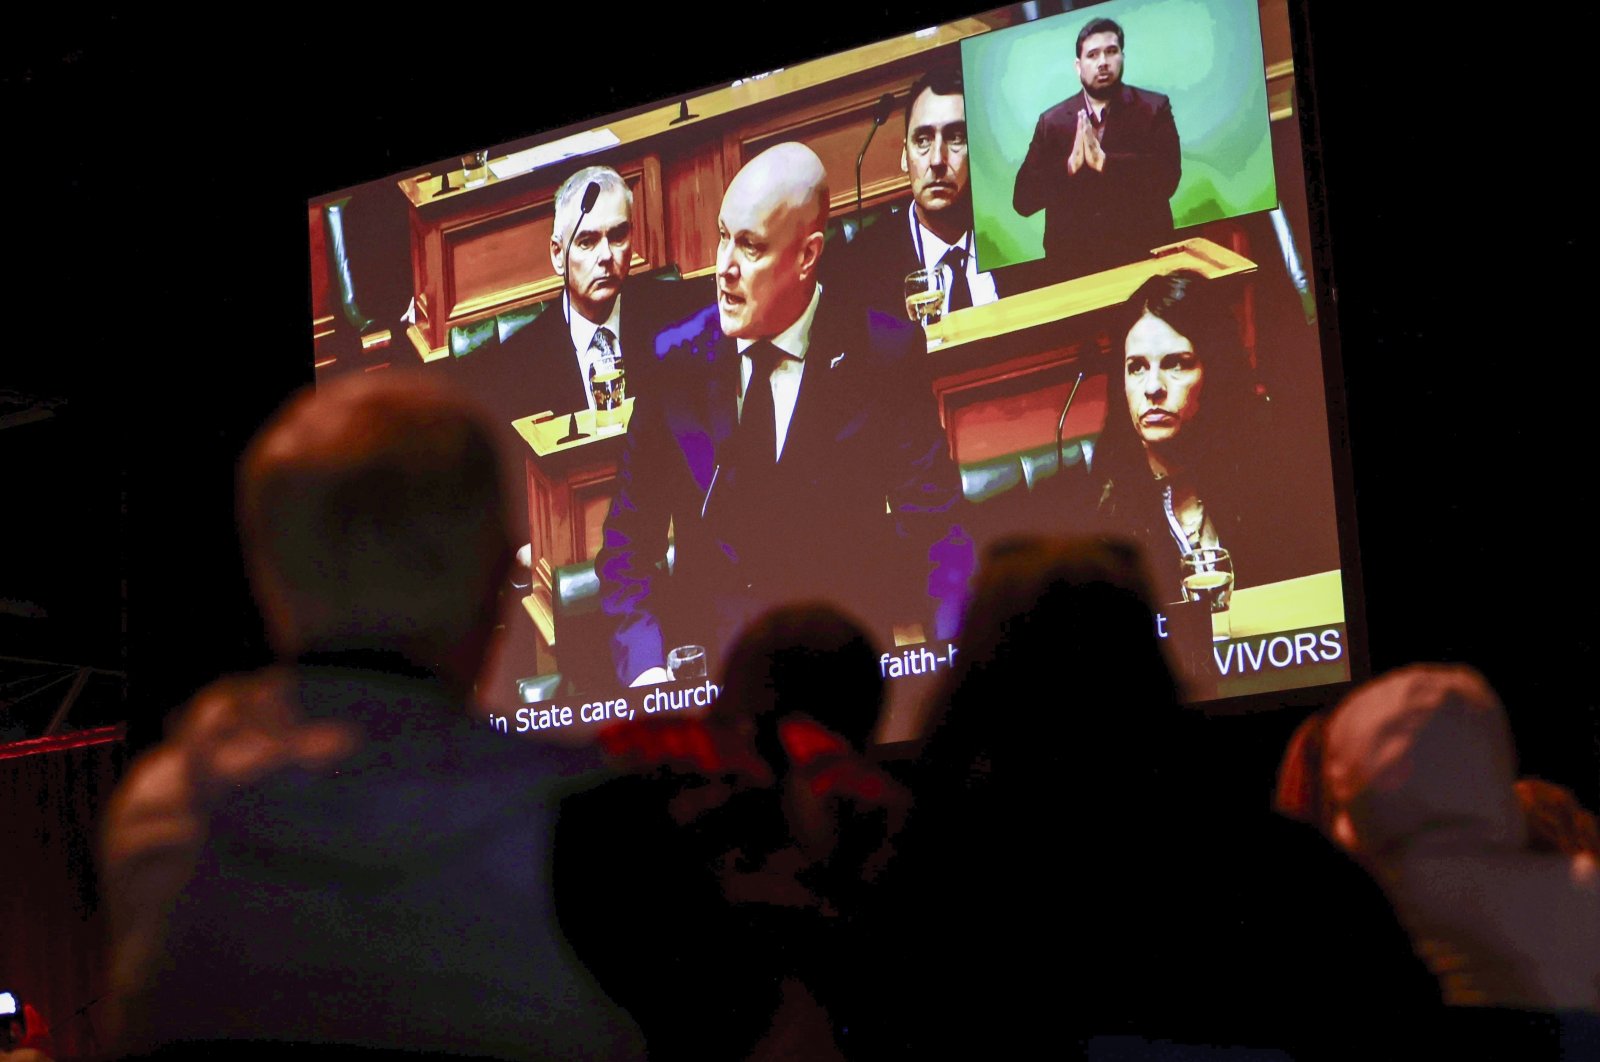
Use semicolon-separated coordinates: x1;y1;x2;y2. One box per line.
307;0;1356;741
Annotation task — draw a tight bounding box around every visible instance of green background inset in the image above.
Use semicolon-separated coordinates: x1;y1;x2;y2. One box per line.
962;0;1275;270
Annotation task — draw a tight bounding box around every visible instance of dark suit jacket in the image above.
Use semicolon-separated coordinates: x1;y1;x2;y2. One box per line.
829;205;1003;324
461;285;685;431
1013;83;1182;281
595;290;967;684
453;278;712;535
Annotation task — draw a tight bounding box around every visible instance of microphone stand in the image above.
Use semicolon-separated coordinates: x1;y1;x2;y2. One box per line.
1055;371;1087;476
562;180;602;329
556;180;603;444
854;93;898;226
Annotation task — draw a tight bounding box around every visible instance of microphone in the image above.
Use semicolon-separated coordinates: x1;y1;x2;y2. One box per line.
1054;370;1087;477
562;180;603;327
854;93;898;224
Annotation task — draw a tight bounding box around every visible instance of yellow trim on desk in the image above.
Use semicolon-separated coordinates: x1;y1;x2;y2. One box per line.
398;19;991;208
926;238;1257;352
407;323;450;363
1226;570;1344;640
514;399;636;456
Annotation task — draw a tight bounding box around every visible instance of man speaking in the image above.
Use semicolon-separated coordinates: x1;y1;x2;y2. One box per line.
597;143;964;687
1013;16;1182;281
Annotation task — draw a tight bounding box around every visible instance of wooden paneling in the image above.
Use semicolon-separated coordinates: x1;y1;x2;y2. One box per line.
1261;0;1295;120
948;372;1109;466
394;39;959;355
392;18;989;211
447;203;558;320
412;163;663;355
663;134;728;276
521;436;630;649
571;472;618;564
740;79;916;216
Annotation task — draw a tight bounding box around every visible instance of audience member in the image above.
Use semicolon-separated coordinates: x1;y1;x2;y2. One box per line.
98;374;643;1059
1516;778;1600;858
1;996;53;1062
1277;709;1600;859
1272;710;1331;827
558;602;903;1061
840;536;1438;1059
1324;664;1600;1014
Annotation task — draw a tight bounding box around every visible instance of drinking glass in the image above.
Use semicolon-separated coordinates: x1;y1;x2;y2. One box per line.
666;645;707;682
591;352;627;433
462;149;490;188
1180;547;1234;642
904;268;945;345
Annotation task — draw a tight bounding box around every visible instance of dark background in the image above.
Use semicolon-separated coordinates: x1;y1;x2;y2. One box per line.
4;5;1591;802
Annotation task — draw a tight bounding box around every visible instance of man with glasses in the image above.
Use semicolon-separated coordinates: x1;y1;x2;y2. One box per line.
1013;16;1182;282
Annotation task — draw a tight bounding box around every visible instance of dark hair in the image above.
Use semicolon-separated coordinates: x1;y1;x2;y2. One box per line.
1077;17;1124;57
1516;778;1600;857
917;535;1180;810
1275;712;1331;828
903;65;965;136
714;601;885;753
1091;270;1260;495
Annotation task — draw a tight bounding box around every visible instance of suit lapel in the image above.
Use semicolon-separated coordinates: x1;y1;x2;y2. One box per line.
706;322;739;450
528;303;587;415
782;291;857;474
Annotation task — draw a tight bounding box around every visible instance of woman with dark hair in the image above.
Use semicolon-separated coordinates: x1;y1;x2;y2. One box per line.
1090;269;1337;598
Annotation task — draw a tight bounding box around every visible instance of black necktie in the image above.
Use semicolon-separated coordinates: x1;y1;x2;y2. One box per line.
941;245;973;312
741;341;784;466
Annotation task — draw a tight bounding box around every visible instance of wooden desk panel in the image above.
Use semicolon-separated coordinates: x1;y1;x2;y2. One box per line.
739;77;917;219
928;238;1258;463
513;403;637;645
409;162;664;359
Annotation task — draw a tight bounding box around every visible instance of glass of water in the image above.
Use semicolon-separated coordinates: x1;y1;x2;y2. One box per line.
666;644;707;682
1180;547;1234;642
462;149;490;188
904;268;945;345
591;352;627;433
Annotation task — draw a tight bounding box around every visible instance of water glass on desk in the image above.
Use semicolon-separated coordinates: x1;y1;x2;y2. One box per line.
904;268;946;346
1180;547;1234;641
462;149;490;188
591;352;627;434
666;645;707;682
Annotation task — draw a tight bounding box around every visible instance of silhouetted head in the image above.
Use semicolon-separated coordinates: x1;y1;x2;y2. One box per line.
1274;711;1332;829
921;535;1180;798
1325;664;1525;861
1516;778;1600;857
714;601;885;758
238;373;513;692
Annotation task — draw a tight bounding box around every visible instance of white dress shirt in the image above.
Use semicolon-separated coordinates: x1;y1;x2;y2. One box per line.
910;208;999;310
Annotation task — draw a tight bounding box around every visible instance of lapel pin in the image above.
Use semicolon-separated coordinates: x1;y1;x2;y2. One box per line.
830;353;847;369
